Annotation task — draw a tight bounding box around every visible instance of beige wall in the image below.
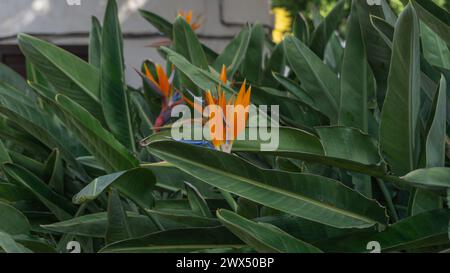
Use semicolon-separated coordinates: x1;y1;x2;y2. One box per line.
0;0;272;86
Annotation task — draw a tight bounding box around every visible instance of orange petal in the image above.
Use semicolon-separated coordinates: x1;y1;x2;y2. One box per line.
186;10;193;24
220;65;227;84
156;65;169;97
205;91;215;106
183;95;203;114
235;80;247;106
243;86;252;108
144;64;160;89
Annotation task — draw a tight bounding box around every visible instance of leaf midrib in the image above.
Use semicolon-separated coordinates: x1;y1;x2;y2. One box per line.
153;147;381;227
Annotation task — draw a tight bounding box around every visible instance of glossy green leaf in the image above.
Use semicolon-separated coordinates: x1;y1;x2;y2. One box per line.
339;1;375;132
73;168;155;209
0;83;89;180
421;23;450;70
105;189;131;243
426;75;447;167
233;127;386;177
139;9;217;62
0;183;36;204
411;0;450;46
318;209;450;252
272;73;316;108
309;0;345;58
100;227;243;253
0;201;31;235
0;140;10;164
218;209;323;253
380;4;421;176
241;24;265;83
55;94;138;172
0;231;32;253
0;63;30;94
149;140;387;228
42;210;219;238
293;12;310;44
3;163;75;221
324;33;344;73
213;26;252;78
410;189;442;215
284;35;339;123
43;149;64;195
370;15;394;48
173;16;208;70
402;167;450;188
89;16;102;68
17;33;104;122
185;182;213;218
101;0;135;151
43;212;145;238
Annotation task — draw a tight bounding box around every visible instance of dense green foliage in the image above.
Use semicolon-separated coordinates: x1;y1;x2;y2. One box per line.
0;0;449;253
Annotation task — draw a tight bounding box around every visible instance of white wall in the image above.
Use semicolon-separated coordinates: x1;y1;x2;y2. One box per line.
0;0;272;86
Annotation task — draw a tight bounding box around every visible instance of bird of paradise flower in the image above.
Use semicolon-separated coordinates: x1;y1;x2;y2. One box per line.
178;10;203;31
184;65;252;153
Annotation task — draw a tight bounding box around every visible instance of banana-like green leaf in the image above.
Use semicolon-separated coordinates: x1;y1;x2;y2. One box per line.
101;0;135;151
309;0;345;58
14;237;56;253
0;183;36;204
0;140;10;164
426;75;447;167
217;209;323;253
0;231;32;253
233;127;386;177
257;213;364;244
17;33;104;122
105;189;131;244
318;209;450;252
421;23;450;70
43;149;64;195
324;33;344;74
241;24;265;84
339;1;375;133
172;16;209;94
185;182;213;218
139;9;218;62
54;94;138;172
284;35;339;123
0;201;31;235
0;63;31;95
213;26;252;78
144;162;219;197
402;167;450;188
42;210;219;238
380;0;397;24
380;4;421;176
411;0;450;46
89;16;102;69
262;41;286;86
293;12;310;44
3;163;75;221
0;83;89;180
370;15;394;48
272;73;316;108
73;167;155;209
162;47;232;95
8;152;45;179
100;227;243;253
149;140;387;228
173;16;208;70
410;189;442;216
